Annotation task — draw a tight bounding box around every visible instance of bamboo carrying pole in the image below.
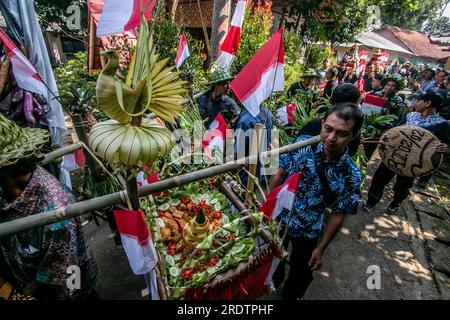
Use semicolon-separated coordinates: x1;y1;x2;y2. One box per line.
0;135;321;238
246;123;264;203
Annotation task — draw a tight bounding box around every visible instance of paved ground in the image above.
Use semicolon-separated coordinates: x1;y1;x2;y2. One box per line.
301;157;449;300
83;155;450;300
84;220;147;300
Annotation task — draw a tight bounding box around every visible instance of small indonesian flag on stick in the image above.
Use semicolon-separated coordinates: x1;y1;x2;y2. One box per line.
215;0;247;71
361;94;386;115
175;33;190;70
276;102;297;126
230;29;284;117
113;209;158;275
202;113;229;160
260;172;301;221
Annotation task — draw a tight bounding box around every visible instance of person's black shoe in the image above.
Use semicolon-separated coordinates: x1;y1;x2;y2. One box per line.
386;202;399;214
362;202;376;212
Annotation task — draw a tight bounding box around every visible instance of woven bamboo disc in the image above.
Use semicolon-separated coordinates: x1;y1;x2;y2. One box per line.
378;125;443;178
0;113;49;167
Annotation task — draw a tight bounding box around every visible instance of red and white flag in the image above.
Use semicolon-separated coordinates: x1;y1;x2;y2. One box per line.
0;29;46;96
358;50;369;61
230;29;284;117
260;172;301;221
114;209;158;275
215;0;247;71
361;94;386;115
276;102;297;126
97;0;156;37
202;113;229;159
175;33;190;70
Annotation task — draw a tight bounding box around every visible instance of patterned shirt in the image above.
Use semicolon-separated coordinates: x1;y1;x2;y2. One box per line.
0;166;98;299
278;136;362;239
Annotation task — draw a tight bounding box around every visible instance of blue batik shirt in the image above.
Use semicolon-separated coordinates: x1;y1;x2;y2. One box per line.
278;135;362;239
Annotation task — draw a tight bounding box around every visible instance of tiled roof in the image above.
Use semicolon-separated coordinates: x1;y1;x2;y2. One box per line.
386;25;449;59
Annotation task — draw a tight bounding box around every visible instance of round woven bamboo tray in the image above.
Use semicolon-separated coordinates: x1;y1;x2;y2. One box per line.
378;125;443;178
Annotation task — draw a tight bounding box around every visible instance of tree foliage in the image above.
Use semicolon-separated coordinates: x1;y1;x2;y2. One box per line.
371;0;447;31
422;16;450;35
34;0;87;39
284;0;368;46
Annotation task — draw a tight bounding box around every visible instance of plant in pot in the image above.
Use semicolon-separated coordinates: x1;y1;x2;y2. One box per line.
66;86;97;133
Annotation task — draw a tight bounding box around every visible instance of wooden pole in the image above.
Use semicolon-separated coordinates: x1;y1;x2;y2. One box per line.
0;136;320;238
246;123;264;203
196;0;212;57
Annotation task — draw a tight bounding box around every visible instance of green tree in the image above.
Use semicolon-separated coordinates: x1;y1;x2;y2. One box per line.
284;0;368;46
34;0;87;40
422;16;450;35
371;0;447;31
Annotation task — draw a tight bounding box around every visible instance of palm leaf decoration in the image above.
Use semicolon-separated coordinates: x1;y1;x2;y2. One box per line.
90;2;187;168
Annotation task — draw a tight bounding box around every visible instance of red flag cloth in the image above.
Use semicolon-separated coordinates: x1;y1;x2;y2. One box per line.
230;29;284;117
113;209;158;275
360;94;386;115
0;29;46;96
96;0;155;36
175;33;190;70
184;250;274;300
260;172;301;222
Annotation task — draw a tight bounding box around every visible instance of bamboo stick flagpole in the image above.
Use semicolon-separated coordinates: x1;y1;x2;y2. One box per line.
0;135;321;238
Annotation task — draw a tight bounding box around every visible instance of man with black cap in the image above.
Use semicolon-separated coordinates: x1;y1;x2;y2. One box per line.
363;89;450;214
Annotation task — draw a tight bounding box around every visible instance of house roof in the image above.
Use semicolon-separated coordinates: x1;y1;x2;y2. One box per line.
386;25;449;60
356;30;413;55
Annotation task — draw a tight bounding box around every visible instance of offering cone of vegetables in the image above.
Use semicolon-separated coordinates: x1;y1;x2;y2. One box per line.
183;202;214;245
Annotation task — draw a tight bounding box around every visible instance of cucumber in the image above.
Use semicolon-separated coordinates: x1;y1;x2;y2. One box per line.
156;218;165;228
231;243;245;254
210;198;219;204
173;253;182;261
158;203;170;211
168;199;181;206
214;203;221;211
169;266;180;277
222;215;229;225
165;255;175;267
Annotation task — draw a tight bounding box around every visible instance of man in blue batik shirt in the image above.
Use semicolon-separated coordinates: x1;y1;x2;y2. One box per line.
269;102;363;300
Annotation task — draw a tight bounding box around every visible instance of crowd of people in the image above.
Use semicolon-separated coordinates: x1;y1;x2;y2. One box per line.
1;45;449;301
196;54;450;300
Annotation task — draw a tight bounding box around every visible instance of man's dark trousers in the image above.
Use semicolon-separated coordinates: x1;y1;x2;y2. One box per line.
274;235;318;300
366;162;415;207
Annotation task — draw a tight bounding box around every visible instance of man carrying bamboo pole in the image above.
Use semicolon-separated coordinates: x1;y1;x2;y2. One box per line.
268;103;364;300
